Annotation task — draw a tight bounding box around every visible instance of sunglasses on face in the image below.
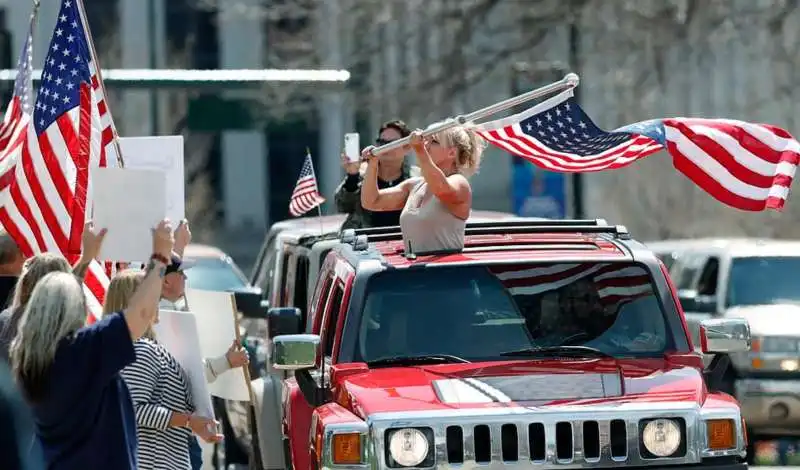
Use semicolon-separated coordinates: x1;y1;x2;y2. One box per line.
375;138;398;146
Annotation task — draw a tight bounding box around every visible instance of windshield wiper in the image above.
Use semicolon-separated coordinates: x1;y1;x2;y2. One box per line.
500;345;615;359
367;354;471;367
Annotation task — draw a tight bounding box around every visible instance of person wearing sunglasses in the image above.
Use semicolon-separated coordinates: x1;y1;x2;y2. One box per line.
335;120;420;231
360;121;485;254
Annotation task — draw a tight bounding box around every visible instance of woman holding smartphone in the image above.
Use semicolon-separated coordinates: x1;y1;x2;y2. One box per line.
335;120;420;231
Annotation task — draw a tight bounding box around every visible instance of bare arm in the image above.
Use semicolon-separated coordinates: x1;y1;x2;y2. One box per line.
415;145;472;208
122;259;166;340
71;257;92;282
360;158;416;212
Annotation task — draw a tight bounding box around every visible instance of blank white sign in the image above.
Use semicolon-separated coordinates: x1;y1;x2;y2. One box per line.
119;136;185;224
153;309;216;420
92;167;167;261
185;288;251;401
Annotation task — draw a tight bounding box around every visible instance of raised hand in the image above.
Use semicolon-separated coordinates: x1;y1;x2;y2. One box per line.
174;219;191;255
152;219;174;260
81;221;108;262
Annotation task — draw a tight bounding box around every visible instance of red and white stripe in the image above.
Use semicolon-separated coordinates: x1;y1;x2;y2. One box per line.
662;118;799;211
490;263;653;308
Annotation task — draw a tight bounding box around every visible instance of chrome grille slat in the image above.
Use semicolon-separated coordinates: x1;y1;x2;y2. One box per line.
597;420;611;463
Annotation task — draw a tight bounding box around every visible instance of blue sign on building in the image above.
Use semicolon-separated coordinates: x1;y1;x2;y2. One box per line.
511;156;567;219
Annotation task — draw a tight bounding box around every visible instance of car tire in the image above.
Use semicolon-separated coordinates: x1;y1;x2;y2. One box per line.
745;435;756;465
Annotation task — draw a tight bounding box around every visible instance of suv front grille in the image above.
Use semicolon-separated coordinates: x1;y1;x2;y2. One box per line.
443;419;629;464
369;406;702;469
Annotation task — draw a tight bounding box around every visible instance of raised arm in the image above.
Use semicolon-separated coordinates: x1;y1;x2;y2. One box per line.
72;222;107;282
360;147;416;212
123;220;174;340
335;153;362;213
412;130;471;212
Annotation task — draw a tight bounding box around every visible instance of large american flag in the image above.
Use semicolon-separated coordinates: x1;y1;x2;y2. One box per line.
490;263;653;309
289;150;325;217
475;89;800;211
0;0;114;320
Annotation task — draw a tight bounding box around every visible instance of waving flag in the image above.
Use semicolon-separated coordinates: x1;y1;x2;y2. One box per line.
289;150;325;217
475;89;800;211
0;0;114;320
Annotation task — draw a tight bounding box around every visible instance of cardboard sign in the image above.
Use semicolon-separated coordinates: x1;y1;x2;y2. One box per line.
119;136;185;224
92;167;167;261
152;309;216;419
185;288;251;402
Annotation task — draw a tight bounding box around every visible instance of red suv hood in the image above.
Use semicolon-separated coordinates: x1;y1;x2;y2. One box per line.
336;358;710;418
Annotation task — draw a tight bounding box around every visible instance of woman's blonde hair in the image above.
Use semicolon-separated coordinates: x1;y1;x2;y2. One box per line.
103;269;149;337
427;120;487;177
11;271;87;401
11;253;72;310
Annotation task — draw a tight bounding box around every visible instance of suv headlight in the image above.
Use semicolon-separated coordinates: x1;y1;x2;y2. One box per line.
387;428;431;467
641;419;682;457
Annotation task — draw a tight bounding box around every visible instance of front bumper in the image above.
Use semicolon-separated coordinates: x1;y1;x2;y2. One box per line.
736;378;800;433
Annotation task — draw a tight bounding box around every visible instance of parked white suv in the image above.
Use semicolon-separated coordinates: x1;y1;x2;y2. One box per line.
669;238;800;462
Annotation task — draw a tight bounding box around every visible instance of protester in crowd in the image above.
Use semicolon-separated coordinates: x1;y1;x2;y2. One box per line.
361;123;485;253
0;360;44;470
0;224;105;364
335;120;420;231
10;219;175;470
0;231;24;308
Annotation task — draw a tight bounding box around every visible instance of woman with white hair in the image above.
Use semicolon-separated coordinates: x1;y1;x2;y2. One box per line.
9;219;176;470
360;123;486;253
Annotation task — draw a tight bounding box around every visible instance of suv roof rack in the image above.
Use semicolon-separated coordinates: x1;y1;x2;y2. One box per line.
338;218;630;251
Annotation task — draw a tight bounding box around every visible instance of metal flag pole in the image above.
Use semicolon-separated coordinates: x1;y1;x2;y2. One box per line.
74;0;126;168
308;147;325;236
370;73;580;157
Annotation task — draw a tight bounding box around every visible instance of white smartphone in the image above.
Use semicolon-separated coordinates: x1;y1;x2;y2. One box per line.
344;133;360;163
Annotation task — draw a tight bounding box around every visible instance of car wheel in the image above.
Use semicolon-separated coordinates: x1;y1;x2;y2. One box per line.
746;435;756;465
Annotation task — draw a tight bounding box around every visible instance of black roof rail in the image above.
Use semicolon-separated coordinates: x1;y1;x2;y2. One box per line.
349;218;610;238
339;219;629;249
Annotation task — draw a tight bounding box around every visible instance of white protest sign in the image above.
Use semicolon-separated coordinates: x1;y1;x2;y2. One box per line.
184;288;251;401
153;309;216;419
92;167;166;261
119;136;185;224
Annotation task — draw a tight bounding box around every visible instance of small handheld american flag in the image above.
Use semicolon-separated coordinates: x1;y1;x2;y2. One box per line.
475;88;800;212
289;150;325;217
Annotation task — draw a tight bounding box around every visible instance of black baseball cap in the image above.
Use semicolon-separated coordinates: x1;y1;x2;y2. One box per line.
165;254;194;276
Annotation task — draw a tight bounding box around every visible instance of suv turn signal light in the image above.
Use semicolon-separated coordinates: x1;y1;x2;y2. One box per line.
707;419;736;450
332;432;362;465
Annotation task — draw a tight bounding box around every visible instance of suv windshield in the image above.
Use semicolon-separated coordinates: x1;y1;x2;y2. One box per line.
354;262;672;363
727;256;800;307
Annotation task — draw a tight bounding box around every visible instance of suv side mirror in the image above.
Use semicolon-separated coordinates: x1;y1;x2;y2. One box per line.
700;318;751;354
271;334;320;370
234;291;268;319
267;307;302;339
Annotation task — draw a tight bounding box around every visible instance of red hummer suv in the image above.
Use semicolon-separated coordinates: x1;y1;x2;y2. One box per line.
267;220;751;470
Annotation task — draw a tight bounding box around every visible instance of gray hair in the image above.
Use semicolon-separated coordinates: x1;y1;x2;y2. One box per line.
11;271;87;401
